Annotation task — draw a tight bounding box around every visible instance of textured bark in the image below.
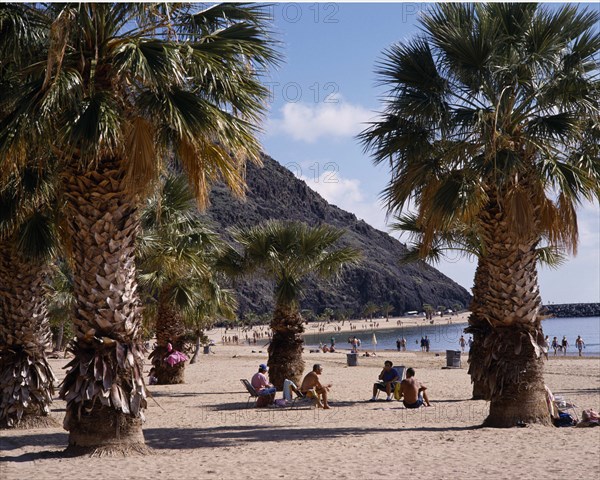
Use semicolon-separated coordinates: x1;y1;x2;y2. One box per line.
473;196;550;427
59;158;147;453
267;304;305;389
466;259;491;400
149;293;187;384
0;241;57;428
189;335;201;364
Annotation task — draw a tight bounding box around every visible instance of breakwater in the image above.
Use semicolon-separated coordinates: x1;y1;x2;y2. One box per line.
543;303;600;318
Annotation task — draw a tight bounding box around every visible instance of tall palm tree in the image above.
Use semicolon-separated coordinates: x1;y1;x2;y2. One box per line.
360;3;600;427
393;212;565;399
220;221;361;388
0;3;277;452
0;170;58;428
138;174;227;385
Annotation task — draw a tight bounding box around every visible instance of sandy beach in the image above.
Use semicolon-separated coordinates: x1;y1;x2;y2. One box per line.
1;342;599;480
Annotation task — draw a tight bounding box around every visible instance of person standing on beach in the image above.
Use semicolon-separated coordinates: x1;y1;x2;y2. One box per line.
561;336;569;356
459;335;466;353
300;364;332;409
551;337;559;356
425;336;430;352
401;337;407;351
575;336;585;356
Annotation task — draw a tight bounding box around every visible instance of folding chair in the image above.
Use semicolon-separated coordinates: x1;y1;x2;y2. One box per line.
375;365;406;399
241;379;276;408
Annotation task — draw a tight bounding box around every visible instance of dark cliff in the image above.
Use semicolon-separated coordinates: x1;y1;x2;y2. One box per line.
204;154;472;317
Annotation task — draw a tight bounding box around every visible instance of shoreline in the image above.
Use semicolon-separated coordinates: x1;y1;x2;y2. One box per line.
206;311;472;339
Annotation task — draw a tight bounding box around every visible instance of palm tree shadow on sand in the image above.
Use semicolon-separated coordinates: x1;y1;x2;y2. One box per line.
143;425;481;450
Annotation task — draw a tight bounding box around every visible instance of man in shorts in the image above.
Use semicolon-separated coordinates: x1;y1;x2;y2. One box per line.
370;360;399;401
300;364;332;409
398;367;431;408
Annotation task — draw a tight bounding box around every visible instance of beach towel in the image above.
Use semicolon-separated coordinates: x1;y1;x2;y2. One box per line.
394;382;402;401
283;379;298;402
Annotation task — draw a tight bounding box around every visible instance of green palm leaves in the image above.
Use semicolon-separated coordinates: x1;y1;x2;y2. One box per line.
360;3;599;427
360;3;600;257
222;221;361;308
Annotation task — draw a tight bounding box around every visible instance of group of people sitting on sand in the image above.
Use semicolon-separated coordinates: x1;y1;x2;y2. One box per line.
251;363;333;409
249;360;430;410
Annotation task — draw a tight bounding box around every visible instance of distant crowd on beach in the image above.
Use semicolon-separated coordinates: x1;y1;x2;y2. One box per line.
548;335;586;356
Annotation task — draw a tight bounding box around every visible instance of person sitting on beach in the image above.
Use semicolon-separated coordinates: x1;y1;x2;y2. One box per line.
251;364;276;405
322;344;330;353
397;367;431;408
370;360;399;402
300;364;332;409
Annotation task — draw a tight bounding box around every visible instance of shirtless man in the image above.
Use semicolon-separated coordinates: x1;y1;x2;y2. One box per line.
398;367;431;408
300;364;332;409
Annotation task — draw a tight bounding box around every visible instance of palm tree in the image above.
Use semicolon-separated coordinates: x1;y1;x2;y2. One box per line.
138;174;227;384
363;302;379;320
393;212;566;399
381;302;394;321
0;3;277;452
360;3;600;427
0;171;58;428
220;221;360;388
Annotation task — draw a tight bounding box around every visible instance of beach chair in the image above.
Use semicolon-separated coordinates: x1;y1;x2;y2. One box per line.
241;379;275;408
545;385;579;426
374;365;405;400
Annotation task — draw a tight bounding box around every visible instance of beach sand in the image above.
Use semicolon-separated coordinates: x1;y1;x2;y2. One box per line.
1;345;599;480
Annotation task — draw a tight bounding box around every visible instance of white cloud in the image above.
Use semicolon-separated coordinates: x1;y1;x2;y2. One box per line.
268;97;373;143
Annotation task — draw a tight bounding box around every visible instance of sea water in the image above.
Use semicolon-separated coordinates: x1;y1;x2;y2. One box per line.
304;316;600;356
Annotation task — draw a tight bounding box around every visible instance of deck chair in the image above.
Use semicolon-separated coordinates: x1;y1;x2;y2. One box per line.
545;385;579;426
375;365;406;399
241;379;275;408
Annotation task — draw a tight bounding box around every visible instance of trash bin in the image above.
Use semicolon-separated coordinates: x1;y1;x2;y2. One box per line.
203;345;211;354
446;350;461;368
346;353;358;366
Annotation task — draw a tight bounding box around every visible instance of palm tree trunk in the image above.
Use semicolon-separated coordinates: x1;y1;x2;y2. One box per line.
466;259;491;400
149;292;186;384
54;321;64;352
477;201;550;427
190;334;201;364
59;158;147;454
267;304;305;389
0;242;57;428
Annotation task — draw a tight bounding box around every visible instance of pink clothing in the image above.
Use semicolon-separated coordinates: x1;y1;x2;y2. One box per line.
251;372;271;391
164;343;188;367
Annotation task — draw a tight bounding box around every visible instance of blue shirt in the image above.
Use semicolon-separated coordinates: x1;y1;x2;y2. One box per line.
382;368;398;382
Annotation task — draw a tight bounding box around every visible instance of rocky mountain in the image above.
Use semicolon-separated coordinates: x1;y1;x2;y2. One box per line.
204;154;472;318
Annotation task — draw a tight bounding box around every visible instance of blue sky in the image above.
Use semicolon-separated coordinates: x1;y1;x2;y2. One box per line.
259;2;600;304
